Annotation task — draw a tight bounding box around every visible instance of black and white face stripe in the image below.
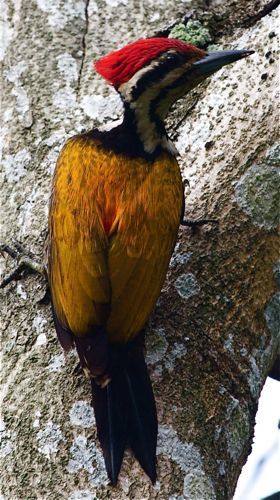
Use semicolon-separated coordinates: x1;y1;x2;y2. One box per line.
150;62;201;123
130;51;186;102
118;51;198;154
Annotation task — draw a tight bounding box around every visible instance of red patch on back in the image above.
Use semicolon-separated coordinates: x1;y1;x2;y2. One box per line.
94;38;204;88
102;210;116;235
102;218;112;235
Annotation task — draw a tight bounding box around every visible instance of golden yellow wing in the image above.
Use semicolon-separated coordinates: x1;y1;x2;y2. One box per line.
48;136;111;336
107;155;183;341
48;134;182;343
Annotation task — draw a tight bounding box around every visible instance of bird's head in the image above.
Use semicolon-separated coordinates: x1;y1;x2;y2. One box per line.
95;38;253;153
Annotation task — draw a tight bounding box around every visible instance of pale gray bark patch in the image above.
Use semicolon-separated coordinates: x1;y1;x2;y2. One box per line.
69;491;96;500
48;353;66;372
170;243;192;268
67;435;108;487
158;425;216;499
234;164;280;229
0;0;12;61
69;401;96;428
174;272;201;299
36;421;65;458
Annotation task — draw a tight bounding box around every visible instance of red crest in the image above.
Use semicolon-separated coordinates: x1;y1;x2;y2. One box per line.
95;38;204;88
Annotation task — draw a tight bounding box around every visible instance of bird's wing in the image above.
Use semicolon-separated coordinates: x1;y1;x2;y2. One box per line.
107;153;183;342
48;136;111;339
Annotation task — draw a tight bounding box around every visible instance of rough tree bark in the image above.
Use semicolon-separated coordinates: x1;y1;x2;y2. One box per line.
0;0;279;499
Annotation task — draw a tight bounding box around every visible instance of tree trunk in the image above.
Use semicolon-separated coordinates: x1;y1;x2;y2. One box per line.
1;1;279;499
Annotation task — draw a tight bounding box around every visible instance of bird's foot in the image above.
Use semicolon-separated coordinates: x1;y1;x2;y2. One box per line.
0;240;45;288
181;218;218;234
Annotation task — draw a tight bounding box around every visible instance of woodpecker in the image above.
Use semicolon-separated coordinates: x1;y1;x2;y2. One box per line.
48;37;253;485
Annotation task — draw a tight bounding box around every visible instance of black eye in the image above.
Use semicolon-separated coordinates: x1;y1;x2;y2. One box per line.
164;51;185;66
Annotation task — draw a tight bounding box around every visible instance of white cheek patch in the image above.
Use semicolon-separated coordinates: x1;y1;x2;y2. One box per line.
118;59;161;103
97;117;123;132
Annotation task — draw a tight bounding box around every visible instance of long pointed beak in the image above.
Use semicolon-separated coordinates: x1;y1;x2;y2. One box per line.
193;49;255;76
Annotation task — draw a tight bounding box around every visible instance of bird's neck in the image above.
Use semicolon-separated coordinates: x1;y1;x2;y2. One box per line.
122;99;178;156
92;87;179;159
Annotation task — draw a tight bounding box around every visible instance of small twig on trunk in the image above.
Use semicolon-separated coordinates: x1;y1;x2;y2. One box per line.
243;0;280;27
77;0;90;93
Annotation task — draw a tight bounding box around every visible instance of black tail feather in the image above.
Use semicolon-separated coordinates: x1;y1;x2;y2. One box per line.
91;343;157;485
91;374;127;485
125;357;157;483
